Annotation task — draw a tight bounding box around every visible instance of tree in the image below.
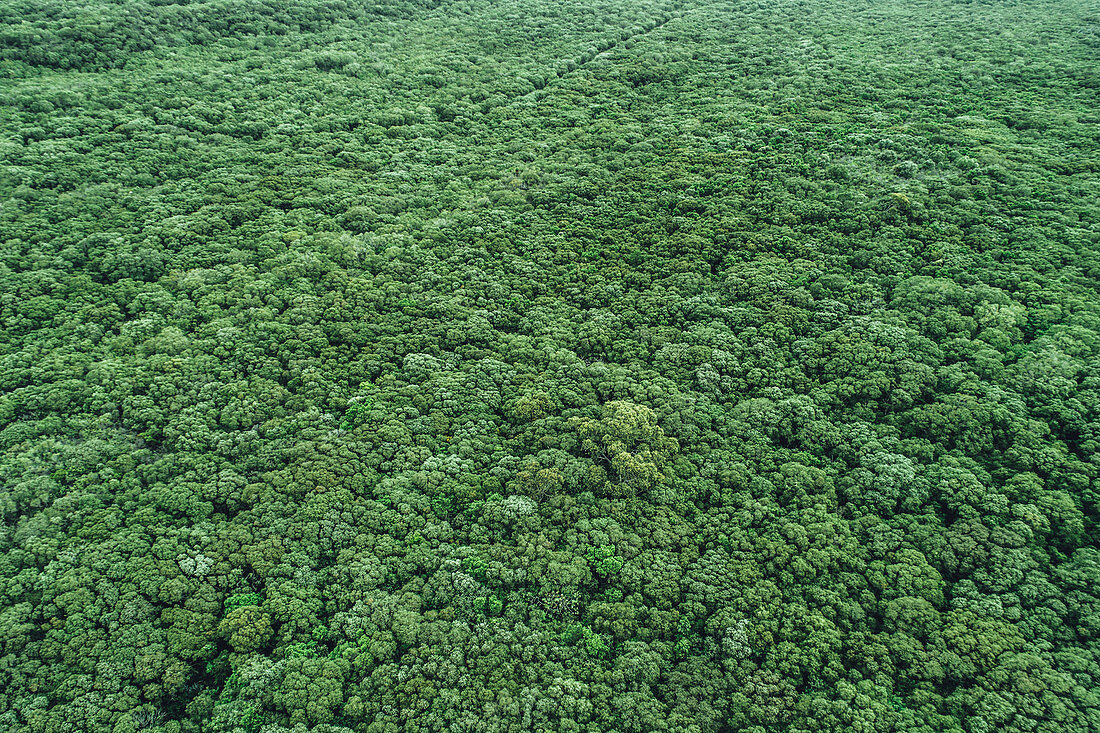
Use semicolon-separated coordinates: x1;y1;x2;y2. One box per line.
572;401;678;496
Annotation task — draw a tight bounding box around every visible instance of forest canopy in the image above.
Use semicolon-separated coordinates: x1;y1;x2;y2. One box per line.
1;0;1099;731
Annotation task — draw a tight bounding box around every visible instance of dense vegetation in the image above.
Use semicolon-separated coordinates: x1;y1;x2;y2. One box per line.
2;0;1099;730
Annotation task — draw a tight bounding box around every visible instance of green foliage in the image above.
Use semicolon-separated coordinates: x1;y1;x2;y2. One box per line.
339;397;375;432
218;606;274;653
461;555;489;581
224;593;264;615
581;627;610;659
284;641;318;659
561;622;586;645
2;0;1099;730
586;544;624;579
561;622;610;658
573;401;678;495
240;703;263;733
471;595;504;616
